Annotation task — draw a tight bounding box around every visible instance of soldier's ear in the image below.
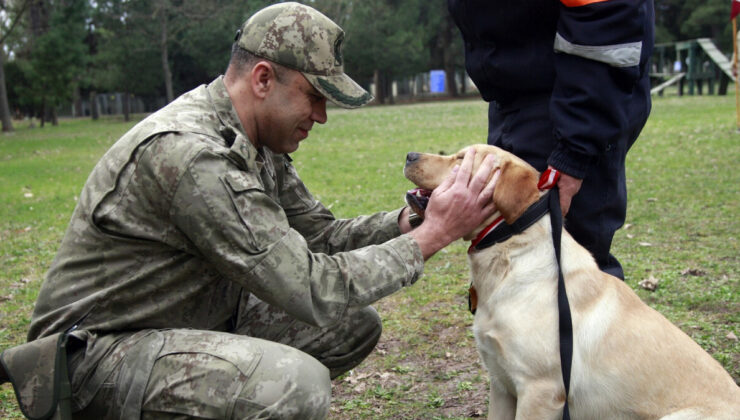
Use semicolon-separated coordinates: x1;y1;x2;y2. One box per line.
251;61;274;98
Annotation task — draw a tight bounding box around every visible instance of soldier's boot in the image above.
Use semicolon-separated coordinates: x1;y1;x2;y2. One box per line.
0;333;77;420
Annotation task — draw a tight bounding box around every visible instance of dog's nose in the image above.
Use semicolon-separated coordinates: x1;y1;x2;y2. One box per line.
406;152;420;164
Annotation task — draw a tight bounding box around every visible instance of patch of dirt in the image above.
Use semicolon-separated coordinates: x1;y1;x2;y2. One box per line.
329;298;490;419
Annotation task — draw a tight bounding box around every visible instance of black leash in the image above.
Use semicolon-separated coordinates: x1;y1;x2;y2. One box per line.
467;182;574;419
549;187;573;420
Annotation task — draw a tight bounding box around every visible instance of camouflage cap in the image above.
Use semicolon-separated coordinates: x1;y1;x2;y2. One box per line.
236;2;373;109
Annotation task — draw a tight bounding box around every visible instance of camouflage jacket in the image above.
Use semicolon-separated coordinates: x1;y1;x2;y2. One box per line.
28;76;424;343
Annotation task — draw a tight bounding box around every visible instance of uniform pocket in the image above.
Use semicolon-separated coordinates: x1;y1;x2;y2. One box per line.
142;330;264;419
223;170;263;193
220;171;289;254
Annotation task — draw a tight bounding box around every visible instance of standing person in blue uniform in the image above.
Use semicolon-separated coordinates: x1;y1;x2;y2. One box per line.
447;0;655;279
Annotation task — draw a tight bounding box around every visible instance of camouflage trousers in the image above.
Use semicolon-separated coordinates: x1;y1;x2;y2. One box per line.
69;294;382;419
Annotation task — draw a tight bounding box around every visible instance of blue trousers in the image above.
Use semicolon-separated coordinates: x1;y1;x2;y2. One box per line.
488;99;635;280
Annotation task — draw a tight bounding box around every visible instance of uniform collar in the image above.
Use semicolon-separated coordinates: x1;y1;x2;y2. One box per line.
206;76;265;173
207;76;245;137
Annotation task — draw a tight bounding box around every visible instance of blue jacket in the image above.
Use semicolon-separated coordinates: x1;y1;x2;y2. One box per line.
448;0;654;178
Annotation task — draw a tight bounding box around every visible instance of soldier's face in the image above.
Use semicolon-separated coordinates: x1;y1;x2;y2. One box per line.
258;70;328;154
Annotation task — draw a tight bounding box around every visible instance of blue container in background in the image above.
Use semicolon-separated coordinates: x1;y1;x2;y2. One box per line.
430;70;446;93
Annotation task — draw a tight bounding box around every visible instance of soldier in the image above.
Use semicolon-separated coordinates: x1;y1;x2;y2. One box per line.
2;2;499;419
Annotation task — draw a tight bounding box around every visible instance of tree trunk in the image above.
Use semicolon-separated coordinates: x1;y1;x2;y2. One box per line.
90;91;99;120
40;100;46;127
373;69;385;104
73;85;82;117
0;48;14;132
372;70;393;105
30;0;49;125
442;15;459;98
385;75;394;105
123;92;131;122
160;8;174;103
444;68;459;97
29;0;50;39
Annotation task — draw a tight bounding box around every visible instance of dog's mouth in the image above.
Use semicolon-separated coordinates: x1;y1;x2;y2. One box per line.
405;187;432;217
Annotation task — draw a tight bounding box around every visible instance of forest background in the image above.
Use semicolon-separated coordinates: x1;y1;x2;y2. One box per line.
0;0;734;131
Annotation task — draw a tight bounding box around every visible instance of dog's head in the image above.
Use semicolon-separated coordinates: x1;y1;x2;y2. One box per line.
404;144;541;239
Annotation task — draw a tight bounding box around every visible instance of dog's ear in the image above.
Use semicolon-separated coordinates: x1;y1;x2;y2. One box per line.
492;159;541;224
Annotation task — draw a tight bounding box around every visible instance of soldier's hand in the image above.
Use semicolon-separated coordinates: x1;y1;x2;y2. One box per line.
410;149;498;259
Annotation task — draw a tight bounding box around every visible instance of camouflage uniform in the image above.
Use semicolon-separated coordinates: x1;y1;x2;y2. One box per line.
16;4;424;418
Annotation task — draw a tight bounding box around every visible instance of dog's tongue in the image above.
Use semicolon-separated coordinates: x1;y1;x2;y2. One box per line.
405;188;432;218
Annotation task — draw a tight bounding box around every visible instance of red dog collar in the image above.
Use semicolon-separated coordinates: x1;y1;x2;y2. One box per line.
468;168;561;253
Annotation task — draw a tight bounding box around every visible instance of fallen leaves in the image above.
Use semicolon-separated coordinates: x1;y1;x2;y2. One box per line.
342;370;399;395
468;407;485;417
11;226;33;235
638;275;660;291
681;268;706;277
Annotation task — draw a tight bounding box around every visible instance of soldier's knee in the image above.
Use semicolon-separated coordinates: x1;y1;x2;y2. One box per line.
233;345;330;419
323;306;382;379
361;305;383;334
286;355;331;417
353;306;383;360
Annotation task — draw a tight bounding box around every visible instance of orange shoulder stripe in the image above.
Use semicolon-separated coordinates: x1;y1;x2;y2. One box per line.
560;0;611;7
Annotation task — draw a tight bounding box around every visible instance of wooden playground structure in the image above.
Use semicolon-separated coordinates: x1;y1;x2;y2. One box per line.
650;38;735;96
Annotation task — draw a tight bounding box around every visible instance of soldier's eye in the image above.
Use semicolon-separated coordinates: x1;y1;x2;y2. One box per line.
310;94;324;103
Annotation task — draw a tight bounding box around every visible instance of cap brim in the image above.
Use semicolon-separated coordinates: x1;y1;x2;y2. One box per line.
304;73;374;109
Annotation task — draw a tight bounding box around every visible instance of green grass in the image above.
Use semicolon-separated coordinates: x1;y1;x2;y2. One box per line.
1;96;738;419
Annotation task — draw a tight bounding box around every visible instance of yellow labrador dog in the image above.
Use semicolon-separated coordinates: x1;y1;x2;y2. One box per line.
404;144;740;420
